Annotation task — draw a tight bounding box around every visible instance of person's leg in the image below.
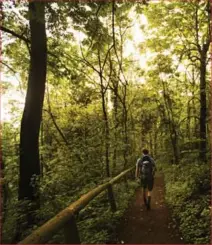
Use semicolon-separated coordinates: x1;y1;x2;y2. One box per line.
147;191;151;210
147;177;154;210
142;177;148;206
143;187;147;206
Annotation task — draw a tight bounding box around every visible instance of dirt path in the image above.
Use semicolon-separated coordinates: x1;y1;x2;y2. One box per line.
115;174;184;244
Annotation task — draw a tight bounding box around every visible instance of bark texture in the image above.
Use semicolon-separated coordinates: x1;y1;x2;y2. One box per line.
19;0;47;209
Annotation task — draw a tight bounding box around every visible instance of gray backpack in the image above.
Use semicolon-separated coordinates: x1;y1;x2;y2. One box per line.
140;155;153;176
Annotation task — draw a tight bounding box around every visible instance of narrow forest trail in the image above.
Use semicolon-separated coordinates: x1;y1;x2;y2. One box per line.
115;174;184;244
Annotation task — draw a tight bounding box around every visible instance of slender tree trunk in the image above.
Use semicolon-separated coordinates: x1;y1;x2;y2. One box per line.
161;80;179;164
123;102;128;168
100;74;117;211
153;126;158;157
101;84;110;178
111;0;129;168
199;50;207;161
18;0;47;228
112;84;118;173
149;132;153;154
193;1;210;161
172;129;179;164
129;108;136;157
187;101;191;140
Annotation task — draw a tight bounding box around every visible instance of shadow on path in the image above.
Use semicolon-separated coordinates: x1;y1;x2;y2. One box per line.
115;174;184;244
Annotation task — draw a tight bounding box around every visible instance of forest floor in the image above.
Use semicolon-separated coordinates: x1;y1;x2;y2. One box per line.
115;173;185;244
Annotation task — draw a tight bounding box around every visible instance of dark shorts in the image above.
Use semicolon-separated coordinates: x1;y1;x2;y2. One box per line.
140;175;154;191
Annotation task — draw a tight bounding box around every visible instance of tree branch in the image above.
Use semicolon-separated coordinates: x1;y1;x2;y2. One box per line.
0;60;24;94
111;0;128;86
0;25;30;44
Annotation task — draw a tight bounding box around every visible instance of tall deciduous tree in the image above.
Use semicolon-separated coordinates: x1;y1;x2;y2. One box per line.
143;0;210;162
195;0;211;161
19;0;47;223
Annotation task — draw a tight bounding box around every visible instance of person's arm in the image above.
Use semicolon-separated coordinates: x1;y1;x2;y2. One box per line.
150;157;156;175
135;159;140;178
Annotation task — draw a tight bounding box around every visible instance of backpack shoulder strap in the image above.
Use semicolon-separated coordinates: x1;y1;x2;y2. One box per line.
142;155;151;162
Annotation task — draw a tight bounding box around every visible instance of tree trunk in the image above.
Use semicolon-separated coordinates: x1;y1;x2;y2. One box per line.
172;129;179;164
199;50;207;162
123;103;128;168
193;1;210;162
161;80;179;164
100;74;117;211
153;126;158;157
112;84;118;174
101;87;110;178
19;0;47;225
187;101;191;140
149;131;153;155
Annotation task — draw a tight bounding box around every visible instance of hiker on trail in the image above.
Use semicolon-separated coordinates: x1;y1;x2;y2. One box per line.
135;149;156;210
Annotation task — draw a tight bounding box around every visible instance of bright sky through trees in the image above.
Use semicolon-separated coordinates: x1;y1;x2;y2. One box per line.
1;9;149;122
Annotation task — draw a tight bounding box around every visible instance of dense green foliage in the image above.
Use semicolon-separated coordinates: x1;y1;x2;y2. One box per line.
1;0;210;244
159;158;210;244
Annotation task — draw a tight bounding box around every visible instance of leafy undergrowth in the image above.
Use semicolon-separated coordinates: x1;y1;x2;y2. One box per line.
2;169;137;244
47;179;138;244
78;180;138;244
159;159;210;244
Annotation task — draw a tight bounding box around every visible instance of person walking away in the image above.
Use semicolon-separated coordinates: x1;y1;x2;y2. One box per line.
135;149;156;210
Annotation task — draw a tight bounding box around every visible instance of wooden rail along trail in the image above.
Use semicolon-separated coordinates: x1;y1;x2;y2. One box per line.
18;167;135;244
